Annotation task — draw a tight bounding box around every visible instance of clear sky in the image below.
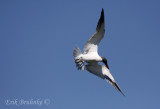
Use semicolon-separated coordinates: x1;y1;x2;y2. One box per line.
0;0;160;109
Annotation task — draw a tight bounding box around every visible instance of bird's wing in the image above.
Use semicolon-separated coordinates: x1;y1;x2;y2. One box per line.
105;75;125;96
84;8;105;54
86;62;105;79
86;63;125;96
102;66;125;96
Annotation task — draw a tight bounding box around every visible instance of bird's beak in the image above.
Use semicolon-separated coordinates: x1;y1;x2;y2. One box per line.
106;63;109;69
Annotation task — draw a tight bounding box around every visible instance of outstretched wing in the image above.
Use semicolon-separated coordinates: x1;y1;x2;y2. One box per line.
102;66;125;96
104;75;125;96
84;8;105;54
86;62;105;79
86;62;125;96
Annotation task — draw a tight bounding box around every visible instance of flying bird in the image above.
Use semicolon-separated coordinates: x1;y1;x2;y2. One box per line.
73;8;124;96
74;9;107;69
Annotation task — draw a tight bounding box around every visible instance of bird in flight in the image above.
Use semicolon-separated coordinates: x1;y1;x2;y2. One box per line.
73;8;124;96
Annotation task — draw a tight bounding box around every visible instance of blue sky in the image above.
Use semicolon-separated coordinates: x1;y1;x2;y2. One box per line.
0;0;160;109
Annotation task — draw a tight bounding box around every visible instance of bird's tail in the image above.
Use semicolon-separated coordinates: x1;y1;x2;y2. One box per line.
73;46;82;58
73;46;84;70
104;75;125;96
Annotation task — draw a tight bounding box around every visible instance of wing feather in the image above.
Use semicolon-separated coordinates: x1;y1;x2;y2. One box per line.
84;8;105;54
86;62;105;79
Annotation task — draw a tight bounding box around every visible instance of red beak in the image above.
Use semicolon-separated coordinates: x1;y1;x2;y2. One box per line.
106;64;109;69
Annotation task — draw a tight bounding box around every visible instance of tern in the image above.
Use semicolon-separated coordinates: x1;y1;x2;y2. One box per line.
73;9;107;69
73;8;124;96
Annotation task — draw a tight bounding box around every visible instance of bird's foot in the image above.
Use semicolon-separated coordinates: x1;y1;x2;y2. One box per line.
74;57;85;70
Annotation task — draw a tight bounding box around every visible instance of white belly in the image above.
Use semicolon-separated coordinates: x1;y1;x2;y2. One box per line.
82;53;102;62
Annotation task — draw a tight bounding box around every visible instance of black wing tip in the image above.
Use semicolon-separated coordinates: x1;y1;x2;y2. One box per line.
101;8;104;21
104;76;125;96
96;8;105;31
101;8;104;15
100;8;104;23
113;82;125;96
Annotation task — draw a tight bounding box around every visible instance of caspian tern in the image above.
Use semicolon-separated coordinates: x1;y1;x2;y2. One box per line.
73;8;124;95
73;8;107;70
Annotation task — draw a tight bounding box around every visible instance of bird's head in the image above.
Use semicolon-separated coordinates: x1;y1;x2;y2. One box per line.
102;57;109;69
